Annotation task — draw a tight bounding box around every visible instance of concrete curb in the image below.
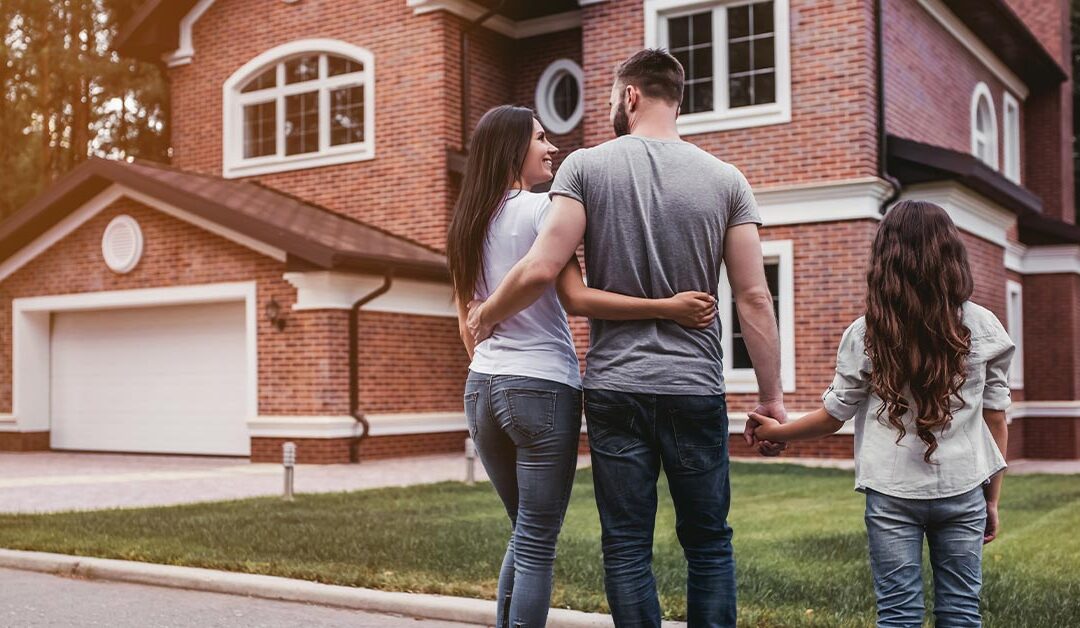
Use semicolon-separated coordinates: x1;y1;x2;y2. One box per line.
0;549;686;627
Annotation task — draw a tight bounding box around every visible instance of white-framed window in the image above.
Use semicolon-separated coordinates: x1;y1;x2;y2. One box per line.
1002;92;1021;184
644;0;791;135
535;59;585;135
1006;280;1024;389
718;239;795;393
970;82;998;170
222;39;375;179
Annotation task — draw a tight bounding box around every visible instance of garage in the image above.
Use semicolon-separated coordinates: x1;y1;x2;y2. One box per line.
49;301;250;456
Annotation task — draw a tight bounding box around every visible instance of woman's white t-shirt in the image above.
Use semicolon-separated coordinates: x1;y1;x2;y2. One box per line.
468;190;582;389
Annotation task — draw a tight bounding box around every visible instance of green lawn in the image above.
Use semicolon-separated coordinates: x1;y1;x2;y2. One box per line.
0;463;1078;627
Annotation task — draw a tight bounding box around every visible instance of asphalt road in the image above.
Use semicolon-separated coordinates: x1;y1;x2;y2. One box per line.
0;568;478;627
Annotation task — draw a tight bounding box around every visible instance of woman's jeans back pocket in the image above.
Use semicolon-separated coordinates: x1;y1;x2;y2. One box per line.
503;388;557;443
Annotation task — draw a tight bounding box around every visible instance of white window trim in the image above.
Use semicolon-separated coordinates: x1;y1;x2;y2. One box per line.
535;59;585;135
644;0;792;135
970;82;998;171
1002;92;1021;184
222;39;376;179
1006;280;1024;389
718;239;796;393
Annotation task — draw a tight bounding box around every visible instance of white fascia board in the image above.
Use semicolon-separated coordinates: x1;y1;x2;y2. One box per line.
408;1;581;38
897;182;1016;248
754;177;892;226
1008;401;1080;420
915;0;1029;100
1020;245;1080;275
365;412;467;437
283;271;456;318
162;0;216;67
247;416;362;439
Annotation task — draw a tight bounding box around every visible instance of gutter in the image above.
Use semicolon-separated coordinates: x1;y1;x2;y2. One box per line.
349;272;394;460
875;0;902;213
459;1;507;149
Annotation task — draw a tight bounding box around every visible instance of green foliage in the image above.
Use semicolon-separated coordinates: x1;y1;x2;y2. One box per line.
0;463;1077;627
0;0;168;219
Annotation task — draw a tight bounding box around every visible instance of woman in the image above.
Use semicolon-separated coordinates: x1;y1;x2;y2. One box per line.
446;105;715;628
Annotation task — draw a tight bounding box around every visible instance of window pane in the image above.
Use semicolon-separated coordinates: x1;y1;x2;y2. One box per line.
754;71;776;105
692;46;714;80
673;49;691;75
729;75;751;108
241;67;276;93
285;55;320;84
330;86;365;146
668;15;690;50
692;11;712;43
327;55;363;77
728;5;750;39
753;36;775;70
753;1;775;34
692;81;713;113
729;41;751;74
242;101;276;158
552;73;580;121
285;91;319;155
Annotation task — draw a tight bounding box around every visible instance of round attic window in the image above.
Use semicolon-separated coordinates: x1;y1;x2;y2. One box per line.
535;59;584;135
101;215;144;274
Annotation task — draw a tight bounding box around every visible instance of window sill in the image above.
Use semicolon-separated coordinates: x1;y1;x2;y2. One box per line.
677;104;791;136
223;145;374;179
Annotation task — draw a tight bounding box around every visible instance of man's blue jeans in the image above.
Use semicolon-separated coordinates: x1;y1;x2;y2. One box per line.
865;486;987;627
465;372;582;628
584;389;736;628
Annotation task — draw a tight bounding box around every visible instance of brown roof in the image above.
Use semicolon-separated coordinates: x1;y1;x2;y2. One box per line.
0;158;448;281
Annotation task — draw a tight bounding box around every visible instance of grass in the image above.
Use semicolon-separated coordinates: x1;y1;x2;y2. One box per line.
0;463;1078;627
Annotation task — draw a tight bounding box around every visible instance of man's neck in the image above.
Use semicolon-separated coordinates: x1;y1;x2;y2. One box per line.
629;111;681;141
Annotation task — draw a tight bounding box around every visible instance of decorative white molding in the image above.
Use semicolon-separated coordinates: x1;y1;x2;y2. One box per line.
535;59;585;135
970;82;999;171
162;0;217;67
645;0;792;135
0;414;15;425
222;39;376;179
283;271;455;317
11;282;259;434
247;416;362;439
0;184;286;285
408;1;581;39
1008;401;1080;420
718;239;796;394
897;183;1016;248
1019;245;1080;276
914;0;1029;99
366;412;467;437
1004;241;1026;273
754;178;892;226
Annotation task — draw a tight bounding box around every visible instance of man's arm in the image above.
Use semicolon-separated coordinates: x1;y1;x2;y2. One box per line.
724;223;787;453
468;195;586;341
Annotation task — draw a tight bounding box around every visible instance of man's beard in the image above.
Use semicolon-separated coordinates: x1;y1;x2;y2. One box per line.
612;99;630;137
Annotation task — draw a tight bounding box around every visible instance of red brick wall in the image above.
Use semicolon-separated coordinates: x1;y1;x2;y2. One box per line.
511;29;586;168
1022;273;1080;401
169;0;455;249
962;233;1007;321
883;0;1017;161
1021;418;1080;460
578;0;878;187
1004;0;1070;65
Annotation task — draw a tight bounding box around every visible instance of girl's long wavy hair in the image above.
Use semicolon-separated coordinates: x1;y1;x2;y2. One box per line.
864;200;974;463
446;105;536;306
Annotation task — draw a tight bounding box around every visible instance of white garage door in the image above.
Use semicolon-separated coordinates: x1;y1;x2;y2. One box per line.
50;301;250;456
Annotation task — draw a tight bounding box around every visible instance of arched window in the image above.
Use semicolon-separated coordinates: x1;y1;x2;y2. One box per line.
970;83;998;170
223;39;375;178
535;60;584;135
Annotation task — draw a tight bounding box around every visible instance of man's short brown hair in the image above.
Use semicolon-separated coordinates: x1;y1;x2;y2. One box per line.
615;48;685;105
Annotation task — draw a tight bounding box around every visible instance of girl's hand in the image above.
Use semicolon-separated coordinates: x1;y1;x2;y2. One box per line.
984;501;1000;544
664;292;716;328
747;411;784;442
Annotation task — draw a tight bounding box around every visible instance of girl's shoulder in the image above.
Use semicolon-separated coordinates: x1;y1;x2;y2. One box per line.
962;301;1014;361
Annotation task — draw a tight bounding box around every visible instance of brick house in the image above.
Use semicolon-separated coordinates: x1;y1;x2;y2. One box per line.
0;0;1076;463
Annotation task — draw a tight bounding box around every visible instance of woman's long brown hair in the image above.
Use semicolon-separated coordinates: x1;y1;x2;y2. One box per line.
864;200;974;463
446;105;536;307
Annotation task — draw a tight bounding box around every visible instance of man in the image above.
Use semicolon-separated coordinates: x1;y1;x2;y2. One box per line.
468;49;786;627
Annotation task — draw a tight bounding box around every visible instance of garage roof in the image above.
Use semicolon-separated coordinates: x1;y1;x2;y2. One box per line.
0;158;449;281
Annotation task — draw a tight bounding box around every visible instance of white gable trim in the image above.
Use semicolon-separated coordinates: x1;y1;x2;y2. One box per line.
0;184;286;284
283;271;455;318
407;1;581;39
163;0;217;68
915;0;1028;99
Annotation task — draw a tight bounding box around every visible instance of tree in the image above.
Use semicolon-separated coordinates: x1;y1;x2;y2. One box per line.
0;0;168;219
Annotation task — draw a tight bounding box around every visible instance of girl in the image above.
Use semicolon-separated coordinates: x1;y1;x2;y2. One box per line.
446;105;716;628
750;200;1013;627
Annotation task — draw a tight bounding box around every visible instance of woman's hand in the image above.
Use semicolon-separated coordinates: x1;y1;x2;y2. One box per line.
747;411;784;442
984;500;1000;544
663;292;717;328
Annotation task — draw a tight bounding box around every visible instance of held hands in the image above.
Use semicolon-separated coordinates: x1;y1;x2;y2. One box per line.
664;292;717;328
466;300;494;344
744;399;789;457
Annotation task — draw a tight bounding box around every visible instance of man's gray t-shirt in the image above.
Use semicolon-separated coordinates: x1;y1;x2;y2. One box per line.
550;134;761;395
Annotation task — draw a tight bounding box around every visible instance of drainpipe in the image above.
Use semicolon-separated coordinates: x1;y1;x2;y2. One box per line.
460;1;507;149
349;271;393;461
876;0;902;213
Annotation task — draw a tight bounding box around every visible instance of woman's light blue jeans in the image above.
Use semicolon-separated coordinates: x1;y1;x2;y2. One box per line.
865;486;987;627
464;371;582;628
